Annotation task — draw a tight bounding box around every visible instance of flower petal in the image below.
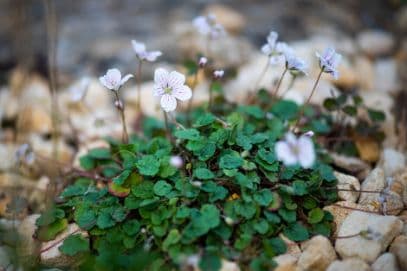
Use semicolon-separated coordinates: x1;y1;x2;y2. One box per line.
131;40;146;54
275;141;297;166
120;74;134;85
154;68;169;87
168;71;185;88
297;136;315;169
173;85;192;101
145;51;162;62
99;76;114;90
106;69;121;82
160;94;177;112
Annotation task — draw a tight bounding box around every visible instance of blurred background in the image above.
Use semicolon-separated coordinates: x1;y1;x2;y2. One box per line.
0;0;405;84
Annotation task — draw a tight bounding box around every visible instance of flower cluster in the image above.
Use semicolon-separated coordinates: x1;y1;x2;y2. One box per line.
193;14;226;39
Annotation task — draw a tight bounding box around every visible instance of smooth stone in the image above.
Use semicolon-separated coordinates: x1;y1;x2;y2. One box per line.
373;59;400;94
355;56;375;90
335;211;403;263
394;170;407;205
17;214;41;259
371;253;399;271
16;106;52;135
297;235;337;271
389;235;407;270
358;168;386;207
40;223;88;267
357;30;395;57
327;258;371;271
0;144;18;171
379;148;406;177
279;234;301;256
204;4;246;34
274;254;298;271
382;191;404;216
330;153;371;180
334;171;361;202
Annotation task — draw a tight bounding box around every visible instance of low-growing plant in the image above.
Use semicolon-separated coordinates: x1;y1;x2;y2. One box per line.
29;14;387;271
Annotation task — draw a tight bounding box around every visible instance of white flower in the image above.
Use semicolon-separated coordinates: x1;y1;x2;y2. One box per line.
275;132;315;169
284;51;308;75
213;69;224;79
199;56;208;67
153;68;192;112
99;69;133;91
316;47;342;79
261;31;289;65
170;155;183;168
131;39;162;62
69;77;90;102
193;14;226;39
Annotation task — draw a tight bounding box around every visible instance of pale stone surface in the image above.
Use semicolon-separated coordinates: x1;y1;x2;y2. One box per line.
379;148;406;178
0;144;18;171
297;235;337;271
330;153;371;180
334;171;361;202
274;254;298;271
358;168;386;206
374;59;400;94
279;234;301;256
335;211;403;263
16;106;52;135
389;235;407;270
324;201;376;236
204;4;246;34
393;169;407;206
219;259;240;271
371;253;399;271
327;258;371;271
355;56;375;90
382;191;404;216
357;30;395;57
17;214;41;258
40;223;88;267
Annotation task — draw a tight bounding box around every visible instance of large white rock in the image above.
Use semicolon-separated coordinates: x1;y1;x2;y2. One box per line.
372;253;399;271
334;171;361;202
327;258;371;271
357;30;395;57
373;59;400;94
297;235;337;271
358;168;386;206
335;211;403;263
379;148;406;178
273;253;298;271
389;235;407;270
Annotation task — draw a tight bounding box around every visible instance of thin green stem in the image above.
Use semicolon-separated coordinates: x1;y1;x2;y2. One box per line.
136;60;143;112
114;91;128;143
163;111;172;142
272;67;288;98
293;69;324;130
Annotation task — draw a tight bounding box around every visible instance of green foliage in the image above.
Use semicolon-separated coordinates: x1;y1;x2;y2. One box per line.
39;97;346;270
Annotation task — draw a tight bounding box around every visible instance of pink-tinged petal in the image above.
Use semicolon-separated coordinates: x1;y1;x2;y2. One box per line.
145;51;162;62
131;40;146;54
153;85;165;97
160;94;177;112
120;74;134;85
284;132;297;146
297;136;315;169
106;69;121;82
99;76;114;90
173;85;192;101
154;68;169;87
261;44;272;55
275;141;297;166
168;71;185;88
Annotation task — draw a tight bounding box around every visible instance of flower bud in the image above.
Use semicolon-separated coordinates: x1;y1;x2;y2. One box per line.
213;70;224;80
170;155;183;168
199;57;208;68
224;216;234;225
114;100;124;110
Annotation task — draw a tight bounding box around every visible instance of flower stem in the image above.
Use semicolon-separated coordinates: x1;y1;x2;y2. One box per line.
293;69;324;130
187;70;200;125
163;111;172;142
136;60;143;113
272;67;287;98
114;91;128;143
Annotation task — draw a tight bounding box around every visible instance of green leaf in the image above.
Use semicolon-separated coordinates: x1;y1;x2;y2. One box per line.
283;222;309;242
88;148;111;159
194;168;215;180
74;207;96;230
271;100;299;120
318;164;336;182
59;234;89;256
36;219;68;241
197;142;216;161
132;181;154;198
199;252;221;271
219;154;243;170
153;180;172;196
79;155;95;170
254;189;273;206
342;105;357;116
368;109;385;122
36;207;65;226
97;210;115;229
122;219;140;236
253;219;269;234
163;229;181;251
136;155;160;176
278;208;296;223
112;169;131;185
308;208;324;224
323;98;338;111
235;201;257;219
263;237;287;257
238;105;264;119
174;128;201;140
193;113;216;127
201;204;220;229
292;180;307;196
